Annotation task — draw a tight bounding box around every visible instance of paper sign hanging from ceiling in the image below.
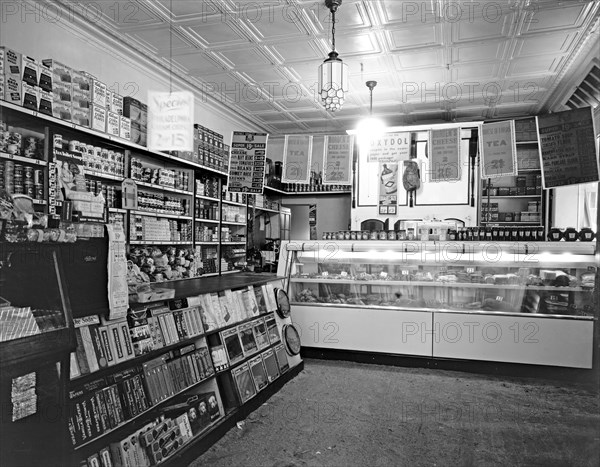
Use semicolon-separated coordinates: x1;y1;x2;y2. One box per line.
480;120;517;178
228;131;268;193
429;128;460;182
323;135;354;185
537;107;599;188
147;91;194;152
367;132;410;163
282;135;312;184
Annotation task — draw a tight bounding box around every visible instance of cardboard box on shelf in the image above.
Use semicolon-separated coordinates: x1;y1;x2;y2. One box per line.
123;96;144;124
50;98;72;121
21;83;38;111
72;106;91;127
72;70;90;91
3;75;21;104
106;111;120;137
130;121;146;146
120;116;131;141
91;104;107;132
110;92;123;115
41;59;72;86
38;64;52;92
38;90;53;116
91;79;107;107
1;46;22;76
21;56;38;87
53;80;72;104
72;87;90;110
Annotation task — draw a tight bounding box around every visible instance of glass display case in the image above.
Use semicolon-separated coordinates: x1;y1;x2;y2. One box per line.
278;241;598;369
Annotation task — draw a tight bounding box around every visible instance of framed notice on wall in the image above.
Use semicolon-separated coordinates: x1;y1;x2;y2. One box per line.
228;132;268;193
366;132;410;163
480;120;517;178
147;91;194;152
378;163;399;215
282;135;312;184
429;128;460;182
323;135;353;185
537;107;599;188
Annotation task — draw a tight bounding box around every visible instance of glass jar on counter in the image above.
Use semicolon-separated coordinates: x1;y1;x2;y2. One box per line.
378;230;388;241
578;227;595;242
564;227;578;242
362;231;370;241
370;230;379;240
350;231;357;241
344;231;352;240
547;227;563;242
407;228;415;240
398;229;407;240
388;230;397;240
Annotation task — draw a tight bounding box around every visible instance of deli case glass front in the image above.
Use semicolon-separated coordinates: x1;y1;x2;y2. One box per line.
278;241;598;369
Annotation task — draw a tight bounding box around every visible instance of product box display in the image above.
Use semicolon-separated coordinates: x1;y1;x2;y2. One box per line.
1;46;21;76
38;63;52;92
72;106;91;127
21;55;38;87
106;111;120;137
3;74;21;104
41;59;72;87
248;355;268;391
232;362;256;404
130;121;147;146
91;79;107;107
123;96;144;124
21;83;38;111
120;115;131;140
221;328;244;366
91;104;107;132
38;89;53;116
109;91;123;115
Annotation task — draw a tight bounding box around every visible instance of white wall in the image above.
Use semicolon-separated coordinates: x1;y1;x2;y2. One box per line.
0;2;260;141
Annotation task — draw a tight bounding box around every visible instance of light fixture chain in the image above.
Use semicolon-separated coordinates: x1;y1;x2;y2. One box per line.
331;10;336;51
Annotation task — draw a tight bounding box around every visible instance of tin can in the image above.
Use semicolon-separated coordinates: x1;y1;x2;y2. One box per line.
68;140;79;152
35;184;44;199
24;166;33;180
53;134;63;150
33;169;43;184
14;163;23;176
25;184;34;198
61;200;73;221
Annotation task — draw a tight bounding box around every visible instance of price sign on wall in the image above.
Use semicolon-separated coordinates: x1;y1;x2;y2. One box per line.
323;135;354;185
480;120;517;178
537;107;599;188
148;91;194;152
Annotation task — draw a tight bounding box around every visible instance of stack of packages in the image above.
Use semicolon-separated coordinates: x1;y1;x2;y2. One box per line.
0;45;131;142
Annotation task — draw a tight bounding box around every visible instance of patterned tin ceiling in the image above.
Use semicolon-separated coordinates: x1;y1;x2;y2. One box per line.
59;0;600;135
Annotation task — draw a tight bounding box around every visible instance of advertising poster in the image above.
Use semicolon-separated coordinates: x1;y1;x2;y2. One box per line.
147;91;194;152
378;162;399;215
480;120;517;178
367;132;410;163
228;132;269;193
323;135;354;185
430;128;460;182
106;224;129;321
282;135;312;184
537;107;599;188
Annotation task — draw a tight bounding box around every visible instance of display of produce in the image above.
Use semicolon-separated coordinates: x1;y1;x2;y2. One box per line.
127;246;198;285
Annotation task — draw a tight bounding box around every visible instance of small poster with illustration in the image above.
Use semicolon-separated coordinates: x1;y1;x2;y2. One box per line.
378;163;398;215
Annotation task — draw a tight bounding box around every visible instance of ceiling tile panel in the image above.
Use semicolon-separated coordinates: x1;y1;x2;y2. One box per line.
506;54;564;78
271;41;324;62
453;41;507;63
216;48;271;68
171;52;224;74
514;31;579;57
155;0;221;19
522;3;589;33
453;62;501;81
185;22;247;47
336;32;381;55
453;13;513;42
393;49;443;69
127;27;191;53
386;25;442;50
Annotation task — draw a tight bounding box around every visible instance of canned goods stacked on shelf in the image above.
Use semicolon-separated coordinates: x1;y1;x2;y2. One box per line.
53;134;125;177
130;157;190;191
0;160;45;199
136;191;190;216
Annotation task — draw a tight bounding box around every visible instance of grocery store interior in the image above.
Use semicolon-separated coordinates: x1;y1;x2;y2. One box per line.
0;1;599;466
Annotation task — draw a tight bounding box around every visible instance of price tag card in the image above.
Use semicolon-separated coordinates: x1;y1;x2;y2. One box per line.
496;296;504;302
402;270;410;276
321;271;329;277
340;271;348;277
380;271;388;278
466;267;475;274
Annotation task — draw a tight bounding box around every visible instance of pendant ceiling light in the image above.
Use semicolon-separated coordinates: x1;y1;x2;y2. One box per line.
357;80;386;155
318;0;348;112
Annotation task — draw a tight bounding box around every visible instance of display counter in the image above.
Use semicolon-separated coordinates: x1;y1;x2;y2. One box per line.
277;241;598;369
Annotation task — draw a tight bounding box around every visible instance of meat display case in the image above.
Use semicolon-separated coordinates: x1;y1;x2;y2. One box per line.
277;240;598;369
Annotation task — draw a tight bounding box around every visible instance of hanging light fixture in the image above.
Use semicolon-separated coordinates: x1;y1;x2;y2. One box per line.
356;80;386;154
318;0;348;112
